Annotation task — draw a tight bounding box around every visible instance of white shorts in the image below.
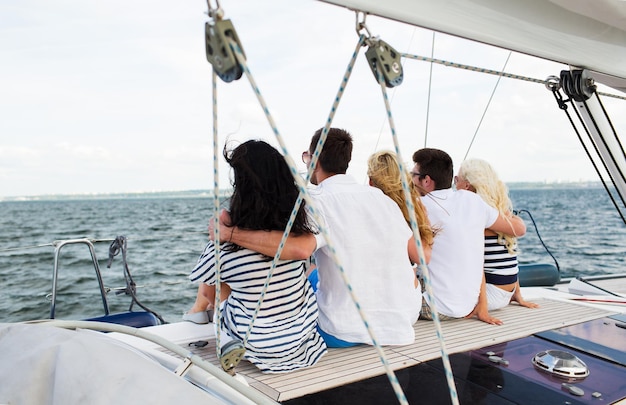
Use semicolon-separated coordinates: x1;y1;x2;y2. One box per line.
486;283;515;311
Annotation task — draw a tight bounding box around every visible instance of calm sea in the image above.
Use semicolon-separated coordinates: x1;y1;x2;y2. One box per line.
1;187;624;324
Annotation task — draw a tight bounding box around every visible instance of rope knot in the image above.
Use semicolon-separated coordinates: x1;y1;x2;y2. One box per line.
107;235;127;268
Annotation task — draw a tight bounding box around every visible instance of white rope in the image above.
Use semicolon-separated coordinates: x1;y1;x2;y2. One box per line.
224;37;299;346
401;52;626;101
211;68;225;357
424;32;436;148
227;33;411;405
373;65;459;405
462;52;512;161
309;38;412;405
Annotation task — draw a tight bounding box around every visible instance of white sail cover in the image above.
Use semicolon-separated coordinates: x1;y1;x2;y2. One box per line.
0;323;229;404
320;0;626;84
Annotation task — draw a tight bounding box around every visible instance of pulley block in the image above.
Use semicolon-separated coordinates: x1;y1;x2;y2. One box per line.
205;19;245;83
560;69;595;102
365;39;403;88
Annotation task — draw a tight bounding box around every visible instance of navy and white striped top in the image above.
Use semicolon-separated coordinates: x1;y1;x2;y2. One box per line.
484;235;519;285
189;241;327;373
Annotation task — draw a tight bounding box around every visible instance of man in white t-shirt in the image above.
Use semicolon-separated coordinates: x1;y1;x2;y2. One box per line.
411;148;526;324
211;128;424;347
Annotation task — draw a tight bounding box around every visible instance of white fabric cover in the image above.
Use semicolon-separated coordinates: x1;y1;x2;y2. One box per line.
0;323;230;404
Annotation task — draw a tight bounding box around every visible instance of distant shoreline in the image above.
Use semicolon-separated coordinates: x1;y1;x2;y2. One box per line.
0;189;232;202
0;182;606;202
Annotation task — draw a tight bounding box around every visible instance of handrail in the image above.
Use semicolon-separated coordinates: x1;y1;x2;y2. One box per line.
50;238;109;319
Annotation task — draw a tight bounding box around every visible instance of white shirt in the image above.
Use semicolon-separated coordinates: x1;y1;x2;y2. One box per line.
422;189;498;317
309;174;421;345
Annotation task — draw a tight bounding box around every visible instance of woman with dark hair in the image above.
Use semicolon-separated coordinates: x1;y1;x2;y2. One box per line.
187;140;326;373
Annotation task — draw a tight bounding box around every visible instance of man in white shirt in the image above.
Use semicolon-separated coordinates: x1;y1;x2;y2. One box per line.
211;128;424;347
411;148;526;324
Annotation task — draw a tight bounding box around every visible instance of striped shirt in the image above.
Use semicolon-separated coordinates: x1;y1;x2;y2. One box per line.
484;235;519;285
189;241;327;373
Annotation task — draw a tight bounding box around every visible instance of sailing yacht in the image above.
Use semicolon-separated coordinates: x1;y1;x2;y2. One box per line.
1;1;625;404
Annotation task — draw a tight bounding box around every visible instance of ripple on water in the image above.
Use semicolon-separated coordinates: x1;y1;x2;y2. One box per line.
1;190;624;323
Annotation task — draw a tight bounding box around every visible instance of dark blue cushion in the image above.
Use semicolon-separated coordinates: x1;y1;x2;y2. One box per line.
85;311;161;328
519;263;560;287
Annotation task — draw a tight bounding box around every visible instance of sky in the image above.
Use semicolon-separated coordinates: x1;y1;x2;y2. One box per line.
1;0;624;198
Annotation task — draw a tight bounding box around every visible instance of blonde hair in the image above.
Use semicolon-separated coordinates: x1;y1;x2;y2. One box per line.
457;158;517;254
367;150;435;247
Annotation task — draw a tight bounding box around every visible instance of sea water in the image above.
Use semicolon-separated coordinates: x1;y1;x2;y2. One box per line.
0;186;624;324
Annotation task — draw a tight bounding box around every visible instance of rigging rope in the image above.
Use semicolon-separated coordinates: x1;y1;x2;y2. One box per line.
224;36;308;348
220;24;413;403
594;92;626;162
107;236;166;324
401;52;626;101
373;63;459;405
548;81;626;225
204;10;467;402
310;34;410;405
424;32;436;148
462;52;512;161
577;98;626;210
514;209;560;272
211;68;226;358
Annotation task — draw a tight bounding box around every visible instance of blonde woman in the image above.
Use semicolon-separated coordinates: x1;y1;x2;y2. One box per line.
367;150;435;264
456;158;538;311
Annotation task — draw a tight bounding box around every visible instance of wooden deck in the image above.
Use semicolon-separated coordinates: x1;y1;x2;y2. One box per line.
165;298;615;402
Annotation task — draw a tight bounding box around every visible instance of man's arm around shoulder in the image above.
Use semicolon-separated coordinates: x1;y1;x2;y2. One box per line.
209;209;316;260
489;213;526;238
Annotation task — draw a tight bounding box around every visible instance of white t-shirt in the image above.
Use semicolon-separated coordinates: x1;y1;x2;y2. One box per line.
422;189;498;317
309;174;421;345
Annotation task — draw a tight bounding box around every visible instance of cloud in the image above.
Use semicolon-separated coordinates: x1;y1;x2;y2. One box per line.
0;0;624;197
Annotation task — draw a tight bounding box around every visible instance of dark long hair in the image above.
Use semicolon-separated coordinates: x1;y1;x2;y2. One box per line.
224;140;314;240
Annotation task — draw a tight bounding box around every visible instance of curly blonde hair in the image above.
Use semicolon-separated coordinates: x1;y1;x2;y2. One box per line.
457;158;517;254
367;151;435;247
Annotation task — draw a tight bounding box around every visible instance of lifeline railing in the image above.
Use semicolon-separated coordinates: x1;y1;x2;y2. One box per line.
50;238;110;319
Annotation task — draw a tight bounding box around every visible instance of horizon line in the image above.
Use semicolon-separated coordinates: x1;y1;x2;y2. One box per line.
0;181;608;202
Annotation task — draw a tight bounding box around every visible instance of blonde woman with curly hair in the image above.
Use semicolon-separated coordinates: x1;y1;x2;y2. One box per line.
367;150;435;264
456;158;538;311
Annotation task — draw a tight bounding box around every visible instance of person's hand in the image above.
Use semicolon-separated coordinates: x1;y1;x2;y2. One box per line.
513;297;539;309
475;310;503;325
219;209;232;226
466;304;503;325
208;209;233;242
208;217;216;241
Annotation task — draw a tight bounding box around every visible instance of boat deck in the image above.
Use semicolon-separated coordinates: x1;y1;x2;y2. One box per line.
162;298;616;402
573;276;626;295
